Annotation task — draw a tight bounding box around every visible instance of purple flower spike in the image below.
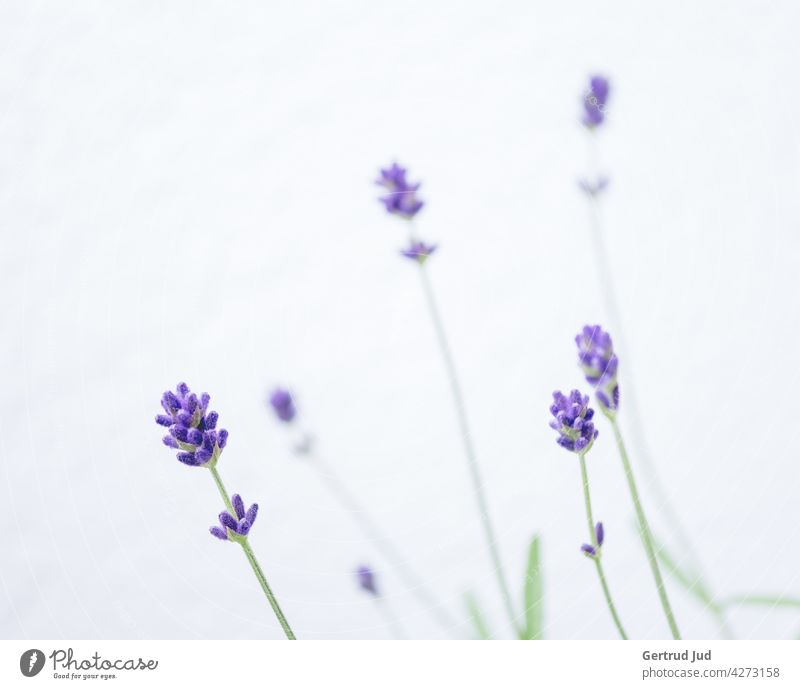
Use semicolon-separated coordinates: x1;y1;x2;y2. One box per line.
576;325;620;414
211;495;259;542
156;383;228;467
549;389;599;454
582;74;610;128
376;162;425;220
269;388;297;423
596;522;605;547
356;565;378;596
581;544;597;558
401;240;437;265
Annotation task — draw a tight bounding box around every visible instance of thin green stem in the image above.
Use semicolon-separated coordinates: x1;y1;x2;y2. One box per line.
240;539;296;640
610;417;680;639
313;455;458;636
720;595;800;609
208;463;297;640
579;454;628;639
418;264;520;637
209;464;234;515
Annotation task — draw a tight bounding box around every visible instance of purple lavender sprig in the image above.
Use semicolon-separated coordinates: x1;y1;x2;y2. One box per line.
210;494;259;542
581;522;605;559
269;387;297;423
356;565;378;596
582;75;610;128
549;389;599;454
156;383;228;467
401;240;437;265
375;161;518;636
576;325;620;415
155;383;296;639
376;162;425;219
550;392;626;638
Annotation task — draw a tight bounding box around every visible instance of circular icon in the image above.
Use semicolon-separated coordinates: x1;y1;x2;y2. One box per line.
20;649;45;677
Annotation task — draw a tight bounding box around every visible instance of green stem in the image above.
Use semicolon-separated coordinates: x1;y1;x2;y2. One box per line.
209;464;234;514
240;539;296;640
585;131;709;581
418;264;520;637
610;417;680;639
721;595;800;609
579;454;628;639
208;463;297;640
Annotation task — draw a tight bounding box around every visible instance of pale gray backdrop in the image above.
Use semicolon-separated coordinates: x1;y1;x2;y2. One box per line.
1;0;799;639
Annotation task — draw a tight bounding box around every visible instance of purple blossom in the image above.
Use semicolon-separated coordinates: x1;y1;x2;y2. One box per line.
156;382;228;467
376;162;425;219
582;75;610;128
269;387;297;423
401;240;437;265
581;522;605;559
576;325;620;414
356;565;378;596
578;176;610;197
549;389;599;454
210;493;259;541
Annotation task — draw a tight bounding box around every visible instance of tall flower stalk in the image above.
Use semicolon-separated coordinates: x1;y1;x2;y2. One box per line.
576;326;680;639
376;163;520;637
268;387;459;637
578;74;710;585
157;382;296;640
549;390;627;639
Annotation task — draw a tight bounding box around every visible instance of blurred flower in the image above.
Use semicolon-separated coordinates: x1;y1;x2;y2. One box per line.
578;175;610;197
356;565;378;596
401;240;437;264
582;75;610;128
269;387;297;423
156;382;228;467
549;389;599;454
596;521;605;547
210;494;259;541
376;162;425;219
581;544;597;558
576;324;620;414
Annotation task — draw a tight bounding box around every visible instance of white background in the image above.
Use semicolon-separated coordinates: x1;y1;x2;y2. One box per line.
1;1;799;640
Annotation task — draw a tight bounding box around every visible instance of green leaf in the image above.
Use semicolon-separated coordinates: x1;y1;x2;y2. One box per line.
465;592;492;640
521;534;544;640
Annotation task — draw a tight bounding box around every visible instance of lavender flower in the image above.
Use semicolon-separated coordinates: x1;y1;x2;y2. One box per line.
401;240;437;264
578;175;610;197
156;382;228;467
376;162;424;219
269;387;297;423
582;75;610;128
210;493;259;541
356;565;378;596
581;523;605;559
576;324;620;414
549;390;599;454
